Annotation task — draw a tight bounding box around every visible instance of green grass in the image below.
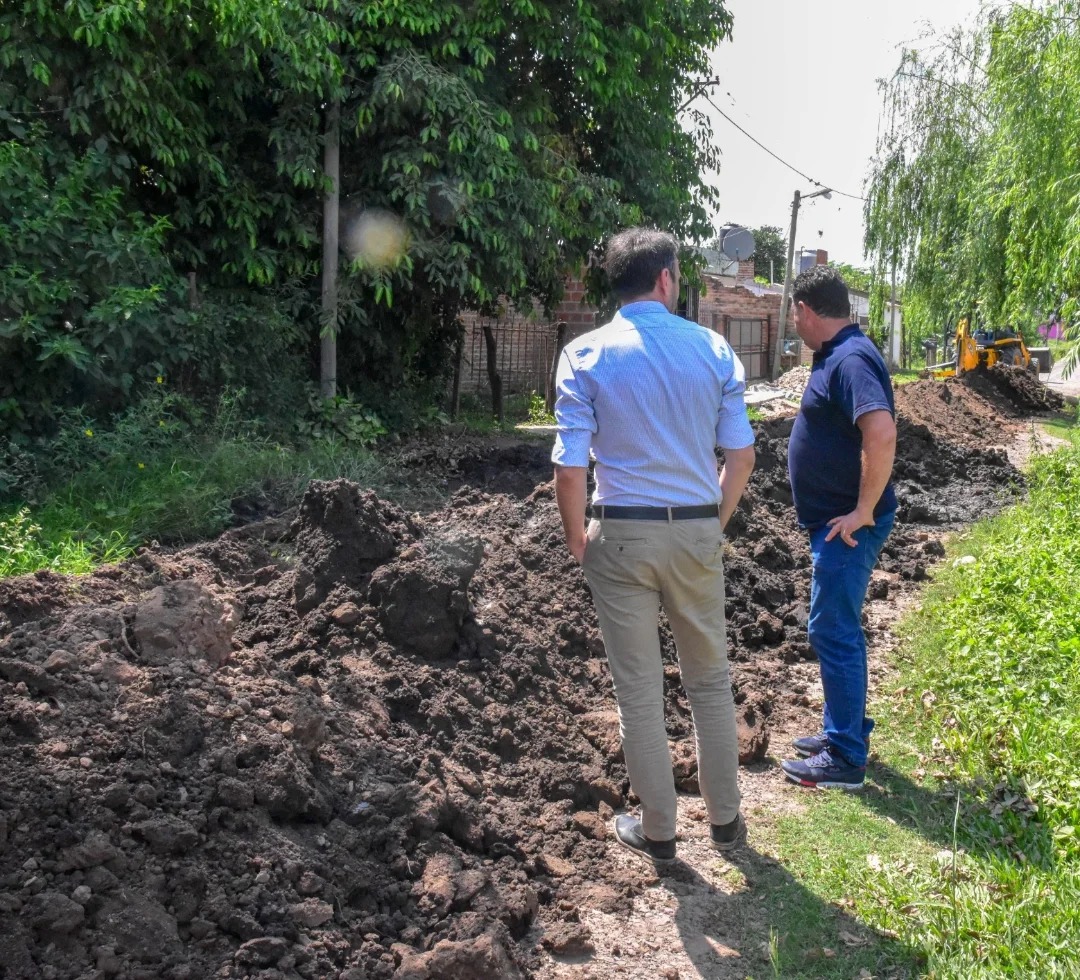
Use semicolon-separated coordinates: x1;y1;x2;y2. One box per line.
734;805;928;978
1042;407;1080;447
452;391;544;434
1;382;565;579
1;382;562;579
1044;338;1072;362
0;389;457;578
891;368;925;386
755;444;1080;978
0;438;431;578
0;507;132;577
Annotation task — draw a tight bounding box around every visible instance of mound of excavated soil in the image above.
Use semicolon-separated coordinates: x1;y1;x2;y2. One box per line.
0;402;1027;978
961;364;1065;414
894;378;1016;448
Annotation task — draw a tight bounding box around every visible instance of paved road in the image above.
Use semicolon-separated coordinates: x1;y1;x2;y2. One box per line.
1044;357;1080;401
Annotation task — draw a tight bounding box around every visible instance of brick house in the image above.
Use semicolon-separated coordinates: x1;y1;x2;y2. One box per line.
695;261;794;379
456;252;802;403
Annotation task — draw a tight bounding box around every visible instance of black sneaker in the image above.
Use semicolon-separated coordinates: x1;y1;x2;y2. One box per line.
780;749;865;791
612;814;676;867
791;731;870;759
709;813;746;852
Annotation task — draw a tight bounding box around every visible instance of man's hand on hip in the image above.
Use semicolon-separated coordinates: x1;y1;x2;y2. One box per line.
826;410;896;546
825;507;875;547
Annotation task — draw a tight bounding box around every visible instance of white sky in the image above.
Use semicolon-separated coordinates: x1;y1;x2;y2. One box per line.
690;0;983;267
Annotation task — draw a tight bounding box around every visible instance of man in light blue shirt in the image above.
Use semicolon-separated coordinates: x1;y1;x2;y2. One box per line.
552;227;756;866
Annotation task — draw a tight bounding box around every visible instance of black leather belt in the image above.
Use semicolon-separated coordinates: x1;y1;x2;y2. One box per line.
594;504;721;521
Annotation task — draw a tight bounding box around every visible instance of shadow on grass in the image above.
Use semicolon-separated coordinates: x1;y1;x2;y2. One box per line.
860;760;1058;870
662;841;925;980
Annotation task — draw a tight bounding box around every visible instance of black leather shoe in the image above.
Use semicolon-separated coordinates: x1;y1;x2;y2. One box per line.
612;814;676;866
709;812;746;852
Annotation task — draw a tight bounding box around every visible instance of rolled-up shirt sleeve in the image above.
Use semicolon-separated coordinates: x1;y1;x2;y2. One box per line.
715;351;755;450
551;349;596;467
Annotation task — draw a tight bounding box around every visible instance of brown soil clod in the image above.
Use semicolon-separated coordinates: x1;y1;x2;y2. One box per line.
0;380;1037;978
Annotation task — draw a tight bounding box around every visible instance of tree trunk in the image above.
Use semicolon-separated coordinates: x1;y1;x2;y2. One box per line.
545;321;569;414
482;324;503;422
450;333;464;421
320;100;340;399
901;299;908;369
889;259;898;370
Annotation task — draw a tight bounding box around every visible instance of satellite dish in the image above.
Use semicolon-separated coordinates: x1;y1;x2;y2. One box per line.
719;225;756;261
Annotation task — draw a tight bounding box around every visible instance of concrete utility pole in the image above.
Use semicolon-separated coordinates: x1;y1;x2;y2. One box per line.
320;99;341;400
770;186;832;381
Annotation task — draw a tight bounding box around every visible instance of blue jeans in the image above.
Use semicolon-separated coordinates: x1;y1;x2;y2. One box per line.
807;510;895;767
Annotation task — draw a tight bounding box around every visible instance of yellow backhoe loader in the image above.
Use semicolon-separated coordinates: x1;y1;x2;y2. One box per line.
932;319;1038;378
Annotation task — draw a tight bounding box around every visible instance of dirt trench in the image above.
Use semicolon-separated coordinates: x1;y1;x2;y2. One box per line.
0;372;1049;979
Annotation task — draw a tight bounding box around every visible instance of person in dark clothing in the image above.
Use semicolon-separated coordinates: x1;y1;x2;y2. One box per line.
782;265;897;791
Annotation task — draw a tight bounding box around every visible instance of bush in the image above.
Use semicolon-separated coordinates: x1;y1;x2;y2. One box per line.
296;388;387;447
0;130;185;436
0;131;312;442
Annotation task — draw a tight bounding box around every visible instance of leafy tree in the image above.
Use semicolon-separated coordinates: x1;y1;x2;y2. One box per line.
865;1;1080;373
707;223;785;282
0;0;735;436
830;261;873;294
749;225;786;284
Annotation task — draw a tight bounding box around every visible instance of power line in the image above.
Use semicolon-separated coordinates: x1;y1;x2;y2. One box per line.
700;93;866;202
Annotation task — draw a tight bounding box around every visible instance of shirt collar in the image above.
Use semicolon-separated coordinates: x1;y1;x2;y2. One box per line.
618;301;669;317
818;323;861;354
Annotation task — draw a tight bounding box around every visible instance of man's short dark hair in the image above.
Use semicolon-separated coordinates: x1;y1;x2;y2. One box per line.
792;265;851;319
604;228;678;301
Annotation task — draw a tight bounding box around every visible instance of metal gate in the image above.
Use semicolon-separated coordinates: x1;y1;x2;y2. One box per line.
459;317;560;397
714;314;771;380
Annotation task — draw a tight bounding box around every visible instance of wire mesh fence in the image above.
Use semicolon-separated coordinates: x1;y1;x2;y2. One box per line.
459;317;554;397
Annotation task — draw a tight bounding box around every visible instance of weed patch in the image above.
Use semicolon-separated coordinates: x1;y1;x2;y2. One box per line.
0;386;452;578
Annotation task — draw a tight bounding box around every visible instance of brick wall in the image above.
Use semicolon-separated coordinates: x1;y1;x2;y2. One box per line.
456;270;800;400
556;282;599;340
698;275;795;379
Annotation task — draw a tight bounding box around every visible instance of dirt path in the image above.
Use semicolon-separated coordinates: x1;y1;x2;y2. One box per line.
528;570;924;980
1004;418;1071;470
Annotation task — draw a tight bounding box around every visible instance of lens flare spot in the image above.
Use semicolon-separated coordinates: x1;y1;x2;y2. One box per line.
345;210;408;267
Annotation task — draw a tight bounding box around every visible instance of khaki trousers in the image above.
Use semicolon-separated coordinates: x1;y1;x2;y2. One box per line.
582;517;740;841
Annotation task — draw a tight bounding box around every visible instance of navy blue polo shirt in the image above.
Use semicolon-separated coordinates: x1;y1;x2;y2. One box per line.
788;324;897;529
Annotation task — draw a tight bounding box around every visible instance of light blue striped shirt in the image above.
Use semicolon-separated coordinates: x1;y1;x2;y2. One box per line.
551;301;755;507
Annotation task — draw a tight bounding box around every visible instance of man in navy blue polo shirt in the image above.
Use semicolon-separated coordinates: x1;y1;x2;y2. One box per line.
782;265;897;791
